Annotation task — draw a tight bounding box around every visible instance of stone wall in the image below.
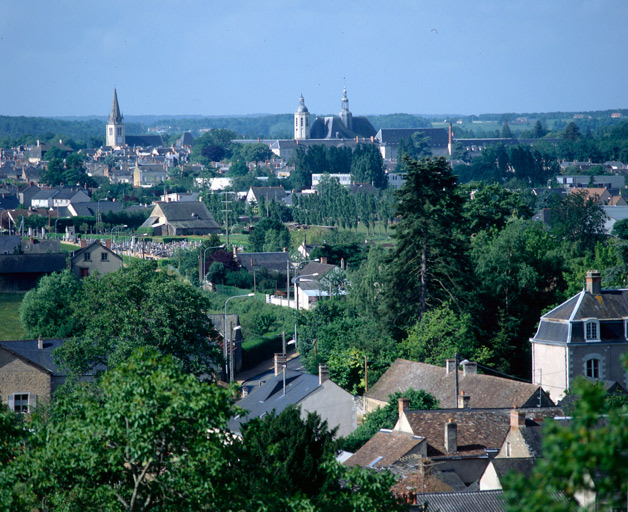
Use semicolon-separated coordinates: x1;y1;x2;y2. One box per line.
0;349;51;409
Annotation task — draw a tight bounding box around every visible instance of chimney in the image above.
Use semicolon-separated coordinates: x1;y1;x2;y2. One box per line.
30;237;34;245
105;239;111;249
585;270;602;295
398;397;410;416
445;419;457;454
319;364;329;385
457;391;470;409
340;257;345;270
80;239;87;248
510;408;526;429
38;336;43;350
463;362;477;376
320;256;328;265
274;353;287;376
446;358;457;374
233;245;238;257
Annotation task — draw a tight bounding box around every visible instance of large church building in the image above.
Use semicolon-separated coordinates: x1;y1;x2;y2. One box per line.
294;88;376;141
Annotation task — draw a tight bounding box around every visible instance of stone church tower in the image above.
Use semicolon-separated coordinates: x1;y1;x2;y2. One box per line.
294;94;310;140
106;89;125;147
339;87;352;132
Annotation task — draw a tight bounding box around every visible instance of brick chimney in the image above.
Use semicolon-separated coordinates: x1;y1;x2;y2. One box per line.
274;353;287;376
463;362;478;376
445;419;457;454
80;239;87;248
446;358;457;374
105;239;111;249
457;391;470;409
320;256;328;265
398;397;410;416
318;364;329;385
585;270;602;295
510;408;526;429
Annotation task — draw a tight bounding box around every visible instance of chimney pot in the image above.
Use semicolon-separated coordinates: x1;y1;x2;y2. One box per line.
445;419;458;454
510;408;526;428
463;362;477;376
398;397;410;415
585;270;602;295
318;364;329;385
457;392;471;409
274;353;287;376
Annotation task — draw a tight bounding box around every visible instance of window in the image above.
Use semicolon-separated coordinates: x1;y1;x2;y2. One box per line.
101;252;108;261
8;393;31;413
109;127;113;135
586;358;600;379
117;127;122;135
585;320;600;341
84;252;91;261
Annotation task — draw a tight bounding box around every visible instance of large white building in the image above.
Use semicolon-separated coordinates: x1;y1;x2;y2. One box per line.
106;89;125;148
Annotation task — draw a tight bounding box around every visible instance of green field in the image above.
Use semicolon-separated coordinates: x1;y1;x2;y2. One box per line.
0;294;25;340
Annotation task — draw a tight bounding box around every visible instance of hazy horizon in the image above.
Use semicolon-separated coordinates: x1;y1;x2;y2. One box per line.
2;1;627;117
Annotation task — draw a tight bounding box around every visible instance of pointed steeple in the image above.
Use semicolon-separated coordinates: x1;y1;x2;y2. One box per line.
109;88;123;124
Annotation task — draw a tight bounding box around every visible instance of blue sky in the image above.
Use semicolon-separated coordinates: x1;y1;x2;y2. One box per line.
1;0;627;117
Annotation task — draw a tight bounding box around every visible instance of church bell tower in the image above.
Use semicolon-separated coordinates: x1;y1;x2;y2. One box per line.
106;88;125;147
294;94;310;140
339;86;353;132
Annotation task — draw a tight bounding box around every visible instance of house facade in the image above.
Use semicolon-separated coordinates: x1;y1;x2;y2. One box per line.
531;270;628;400
70;240;123;278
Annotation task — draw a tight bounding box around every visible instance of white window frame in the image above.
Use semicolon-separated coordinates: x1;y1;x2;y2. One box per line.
8;392;33;413
583;354;604;380
584;320;600;342
623;318;628;340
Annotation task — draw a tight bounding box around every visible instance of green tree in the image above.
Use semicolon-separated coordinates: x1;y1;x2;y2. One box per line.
563;121;581;141
383;156;468;338
501;120;513;138
343;388;438;452
549;189;608;250
19;270;81;339
55;261;221;377
0;348;238;511
503;378;628;512
350;144;387;189
532;120;547;138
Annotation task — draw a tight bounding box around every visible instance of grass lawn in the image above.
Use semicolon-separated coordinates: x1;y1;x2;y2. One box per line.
0;294;25;340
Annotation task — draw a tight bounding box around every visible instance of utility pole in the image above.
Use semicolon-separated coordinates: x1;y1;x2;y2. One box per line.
364;354;368;392
286;259;290;306
222;191;231;250
454;352;459;409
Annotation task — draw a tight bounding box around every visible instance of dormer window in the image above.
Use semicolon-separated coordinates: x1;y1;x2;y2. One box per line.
585;320;600;341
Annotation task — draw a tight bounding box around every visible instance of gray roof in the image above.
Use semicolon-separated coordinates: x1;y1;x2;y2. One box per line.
70;201;125;217
376;128;449;147
490;457;537;481
236;252;289;272
365;359;554;409
177;132;195;147
156;201;217;223
0;339;66;376
0;235;21;255
249;186;286;202
413;490;505;512
229;367;321;435
0;253;66;273
531;288;628;345
126;134;164;147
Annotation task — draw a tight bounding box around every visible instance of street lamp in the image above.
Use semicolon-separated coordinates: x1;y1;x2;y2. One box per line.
223;293;254;382
97;198;108;230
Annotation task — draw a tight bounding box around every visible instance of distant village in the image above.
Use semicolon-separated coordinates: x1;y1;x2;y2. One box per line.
2;88;628;510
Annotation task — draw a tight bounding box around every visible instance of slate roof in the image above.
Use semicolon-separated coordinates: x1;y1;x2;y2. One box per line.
531;288;628;345
401;407;561;458
228;369;321;435
489;457;536;481
0;235;21;254
126;135;165;147
70;201;125;217
344;430;425;468
249;186;286;202
157;201;217;223
177;132;195;147
376;128;449;147
0;339;66;376
412;490;505;512
365;359;553;409
235;252;290;272
348;183;379;195
0;253;66;273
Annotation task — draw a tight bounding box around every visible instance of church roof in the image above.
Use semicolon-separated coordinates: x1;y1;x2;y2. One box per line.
108;88;123;124
296;94;309;113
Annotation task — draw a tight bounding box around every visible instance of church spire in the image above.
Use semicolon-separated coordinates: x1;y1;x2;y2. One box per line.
109;88;123;124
